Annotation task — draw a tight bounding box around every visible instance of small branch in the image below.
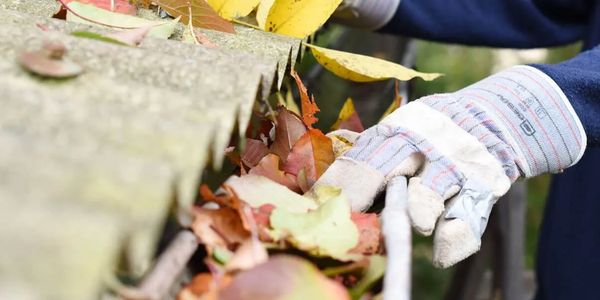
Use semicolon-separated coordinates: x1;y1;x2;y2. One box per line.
382;176;411;300
231;19;262;31
138;230;199;300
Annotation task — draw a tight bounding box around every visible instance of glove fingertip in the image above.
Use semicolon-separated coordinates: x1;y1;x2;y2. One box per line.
432;218;480;269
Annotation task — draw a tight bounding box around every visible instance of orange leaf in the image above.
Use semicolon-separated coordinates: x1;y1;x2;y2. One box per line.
283;129;334;184
330;98;364;133
177;273;232;300
380;80;403;121
349;213;381;255
291;69;320;128
191;206;250;251
155;0;235;33
270;108;307;163
248;154;301;192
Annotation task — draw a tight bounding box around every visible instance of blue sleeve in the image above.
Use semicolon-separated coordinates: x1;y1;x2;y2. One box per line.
380;0;588;48
533;47;600;146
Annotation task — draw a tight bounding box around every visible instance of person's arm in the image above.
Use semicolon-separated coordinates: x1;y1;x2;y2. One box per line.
341;0;589;48
311;46;600;268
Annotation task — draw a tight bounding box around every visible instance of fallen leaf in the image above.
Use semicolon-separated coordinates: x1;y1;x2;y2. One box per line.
349;213;381;255
155;0;235;33
290;70;319;128
270;186;360;260
219;255;350;300
18;41;83;78
225;239;269;272
251;204;275;229
283;129;334;183
305;43;442;82
206;0;260;20
241;139;270;168
349;255;386;299
71;25;151;47
380;80;403;121
225;174;318;213
63;0;137;15
263;0;343;38
255;0;275;30
330;98;364;133
177;273;232;300
191;206;250;251
328;133;355;158
248;154;301;192
66;2;178;38
270;108;307;163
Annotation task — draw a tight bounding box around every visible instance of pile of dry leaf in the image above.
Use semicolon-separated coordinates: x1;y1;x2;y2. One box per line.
180;71;402;300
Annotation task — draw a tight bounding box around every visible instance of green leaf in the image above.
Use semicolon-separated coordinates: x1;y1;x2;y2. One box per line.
270;185;360;260
66;2;178;39
71;31;130;46
350;255;387;299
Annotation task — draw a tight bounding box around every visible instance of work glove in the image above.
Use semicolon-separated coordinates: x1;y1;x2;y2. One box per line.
312;66;586;268
333;0;401;30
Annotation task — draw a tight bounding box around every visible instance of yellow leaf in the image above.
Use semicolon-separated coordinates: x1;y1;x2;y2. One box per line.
306;43;443;82
206;0;260;20
255;0;274;29
264;0;343;38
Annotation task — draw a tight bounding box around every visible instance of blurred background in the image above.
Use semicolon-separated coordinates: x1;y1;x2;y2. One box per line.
297;24;581;299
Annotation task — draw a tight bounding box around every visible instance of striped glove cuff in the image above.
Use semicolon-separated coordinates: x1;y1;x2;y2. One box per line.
424;65;586;178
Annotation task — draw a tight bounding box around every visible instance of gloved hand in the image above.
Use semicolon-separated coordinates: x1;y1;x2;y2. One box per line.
312;66;586;268
332;0;401;30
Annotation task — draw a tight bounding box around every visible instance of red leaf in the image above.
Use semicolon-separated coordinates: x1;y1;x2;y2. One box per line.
252;204;275;230
283;129;334;184
349;213;381;255
270;108;307;163
219;256;350;300
155;0;235;34
241;139;270;168
331;98;364;133
248;154;301;192
290;69;320;128
63;0;137;15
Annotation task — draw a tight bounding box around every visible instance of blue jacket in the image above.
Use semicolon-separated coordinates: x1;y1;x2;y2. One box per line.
380;1;600;299
381;0;600;145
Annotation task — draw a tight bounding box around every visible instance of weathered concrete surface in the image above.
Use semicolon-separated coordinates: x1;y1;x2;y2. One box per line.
0;4;302;300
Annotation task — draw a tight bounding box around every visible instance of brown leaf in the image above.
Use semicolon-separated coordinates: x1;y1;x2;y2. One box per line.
219;255;350;300
191;206;250;251
155;0;235;33
349;213;381;255
270;108;307;163
18;41;83;78
248;154;301;192
283;129;334;184
331;98;364;133
291;69;320;128
241;139;270;168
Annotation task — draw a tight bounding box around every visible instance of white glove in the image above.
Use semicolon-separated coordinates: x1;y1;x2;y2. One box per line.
333;0;401;30
313;66;586;267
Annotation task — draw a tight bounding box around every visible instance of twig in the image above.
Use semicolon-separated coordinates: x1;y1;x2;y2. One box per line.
231;19;262;31
382;176;411;300
138;231;199;300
